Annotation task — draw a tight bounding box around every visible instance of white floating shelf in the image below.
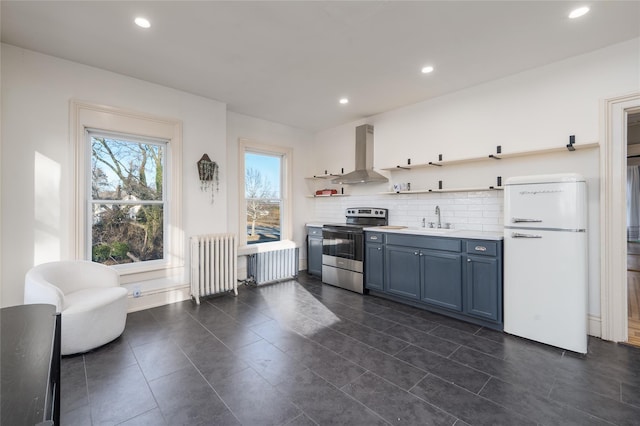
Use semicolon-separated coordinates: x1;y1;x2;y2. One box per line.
380;186;503;195
381;142;599;171
306;194;350;198
305;174;343;180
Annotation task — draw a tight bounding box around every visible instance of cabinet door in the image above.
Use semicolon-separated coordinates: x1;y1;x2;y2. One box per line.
466;255;500;321
420;251;463;311
385;245;420;299
307;237;323;277
365;243;384;291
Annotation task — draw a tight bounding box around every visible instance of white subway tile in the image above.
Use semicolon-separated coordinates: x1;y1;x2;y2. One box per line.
467;191;493;198
462;224;484;231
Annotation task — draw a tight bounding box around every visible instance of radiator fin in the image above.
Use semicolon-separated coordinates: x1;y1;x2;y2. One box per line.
247;247;299;285
190;233;238;304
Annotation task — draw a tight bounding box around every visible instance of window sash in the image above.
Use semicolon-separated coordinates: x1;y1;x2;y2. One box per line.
86;130;169;265
239;140;292;248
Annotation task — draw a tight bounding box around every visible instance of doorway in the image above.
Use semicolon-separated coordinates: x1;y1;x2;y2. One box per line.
601;92;640;343
627;112;640;346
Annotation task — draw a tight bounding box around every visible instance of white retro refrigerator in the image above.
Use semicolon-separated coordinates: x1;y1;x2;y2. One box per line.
504;173;588;353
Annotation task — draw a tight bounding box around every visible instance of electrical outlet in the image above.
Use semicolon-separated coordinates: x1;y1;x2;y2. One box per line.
133;287;142;298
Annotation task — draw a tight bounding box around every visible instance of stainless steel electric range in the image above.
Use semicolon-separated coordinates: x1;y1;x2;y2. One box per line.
322;208;388;293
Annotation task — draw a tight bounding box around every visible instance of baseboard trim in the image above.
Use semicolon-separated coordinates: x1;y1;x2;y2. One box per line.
126;284;191;312
588;314;602;338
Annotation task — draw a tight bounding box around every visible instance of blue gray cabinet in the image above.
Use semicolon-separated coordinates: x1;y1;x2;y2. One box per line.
365;232;385;291
368;232;503;329
307;226;323;277
465;240;502;323
421;250;463;311
385;245;421;299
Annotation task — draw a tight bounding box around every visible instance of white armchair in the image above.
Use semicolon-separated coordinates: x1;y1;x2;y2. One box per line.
24;260;128;355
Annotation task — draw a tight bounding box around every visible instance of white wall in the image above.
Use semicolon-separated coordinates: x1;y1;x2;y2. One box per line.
226;112;314;276
1;44;228;307
310;38;640;321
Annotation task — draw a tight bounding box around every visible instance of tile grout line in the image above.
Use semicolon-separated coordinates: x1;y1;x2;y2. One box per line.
126;337;170;426
82;354;94;426
173;337;244;426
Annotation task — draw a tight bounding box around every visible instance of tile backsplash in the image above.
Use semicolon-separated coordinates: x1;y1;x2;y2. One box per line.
311;190;504;232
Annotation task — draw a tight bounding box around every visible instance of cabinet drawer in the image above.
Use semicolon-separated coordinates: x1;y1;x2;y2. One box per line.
465;240;498;257
307;226;322;237
387;234;461;252
365;232;385;243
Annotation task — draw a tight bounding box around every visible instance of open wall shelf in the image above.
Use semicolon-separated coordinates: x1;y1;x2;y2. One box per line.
380;186;503;195
304;174;343;180
305;194;350;198
381;142;599;171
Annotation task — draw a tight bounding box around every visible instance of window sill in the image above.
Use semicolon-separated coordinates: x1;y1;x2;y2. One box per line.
238;240;297;256
112;259;169;275
115;260;185;285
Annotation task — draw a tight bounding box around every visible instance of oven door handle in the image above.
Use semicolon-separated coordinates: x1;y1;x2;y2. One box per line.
323;228;361;235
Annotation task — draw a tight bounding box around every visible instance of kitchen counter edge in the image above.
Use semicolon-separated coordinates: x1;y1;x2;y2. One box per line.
363;227;504;241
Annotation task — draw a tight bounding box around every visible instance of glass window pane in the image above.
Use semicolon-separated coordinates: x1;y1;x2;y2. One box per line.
92;204;163;264
245;152;282;245
91;136;163;201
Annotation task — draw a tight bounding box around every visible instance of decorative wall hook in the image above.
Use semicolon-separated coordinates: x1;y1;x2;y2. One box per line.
197;154;219;203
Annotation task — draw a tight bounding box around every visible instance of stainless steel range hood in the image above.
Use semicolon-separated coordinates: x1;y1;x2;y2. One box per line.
331;125;388;185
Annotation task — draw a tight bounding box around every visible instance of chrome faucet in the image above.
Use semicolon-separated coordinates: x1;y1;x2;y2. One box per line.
435;206;441;228
421;217;426;228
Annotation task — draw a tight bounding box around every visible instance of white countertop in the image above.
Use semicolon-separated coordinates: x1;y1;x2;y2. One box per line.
306;223;325;228
362;226;504;241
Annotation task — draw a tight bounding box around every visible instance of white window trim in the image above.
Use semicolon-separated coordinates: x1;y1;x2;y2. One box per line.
71;100;183;278
238;139;293;250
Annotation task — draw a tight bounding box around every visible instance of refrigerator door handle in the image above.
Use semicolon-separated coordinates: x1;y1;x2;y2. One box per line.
512;232;543;239
512;218;543;223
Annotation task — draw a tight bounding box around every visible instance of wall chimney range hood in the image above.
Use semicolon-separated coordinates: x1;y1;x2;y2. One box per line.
332;124;388;184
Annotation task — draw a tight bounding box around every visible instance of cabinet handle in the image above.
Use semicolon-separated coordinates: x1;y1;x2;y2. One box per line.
419;252;424;256
370;236;378;240
414;251;419;255
474;246;487;252
467;258;472;263
377;247;382;251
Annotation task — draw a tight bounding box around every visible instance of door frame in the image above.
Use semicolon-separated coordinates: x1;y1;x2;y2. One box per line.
600;92;640;342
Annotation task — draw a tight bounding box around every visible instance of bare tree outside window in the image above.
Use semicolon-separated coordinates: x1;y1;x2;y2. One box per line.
245;152;282;244
90;135;165;264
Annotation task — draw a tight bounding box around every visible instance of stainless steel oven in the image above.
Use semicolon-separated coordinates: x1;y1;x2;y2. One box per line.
322;208;387;293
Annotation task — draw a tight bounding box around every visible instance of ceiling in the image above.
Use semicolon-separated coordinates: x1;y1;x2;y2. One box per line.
2;1;640;132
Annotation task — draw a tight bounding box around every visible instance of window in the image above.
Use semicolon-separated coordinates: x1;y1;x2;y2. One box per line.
72;101;182;277
239;140;292;247
89;131;166;265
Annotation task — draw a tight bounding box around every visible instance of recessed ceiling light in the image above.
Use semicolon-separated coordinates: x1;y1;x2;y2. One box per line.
339;98;349;105
421;66;434;74
135;17;151;28
568;6;590;19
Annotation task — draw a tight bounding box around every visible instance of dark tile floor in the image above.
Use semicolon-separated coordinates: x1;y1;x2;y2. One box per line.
61;273;640;425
